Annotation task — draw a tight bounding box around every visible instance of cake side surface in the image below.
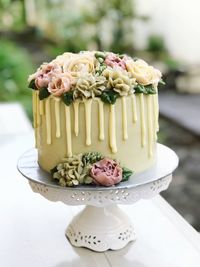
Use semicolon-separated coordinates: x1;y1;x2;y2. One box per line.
33;93;158;173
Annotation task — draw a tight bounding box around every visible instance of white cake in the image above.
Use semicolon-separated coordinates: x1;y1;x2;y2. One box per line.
28;51;162;186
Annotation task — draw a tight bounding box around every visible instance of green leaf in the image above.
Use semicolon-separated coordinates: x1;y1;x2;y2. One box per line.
145;85;156;94
97;57;104;63
119;54;125;59
122;167;133;182
95;52;106;59
159;79;166;85
28;79;37;90
134;84;156;94
82;152;103;166
39;88;50;100
134;84;146;94
101;90;119;104
62;91;74;106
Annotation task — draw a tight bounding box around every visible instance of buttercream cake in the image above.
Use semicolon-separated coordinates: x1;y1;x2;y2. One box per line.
28;51;162;187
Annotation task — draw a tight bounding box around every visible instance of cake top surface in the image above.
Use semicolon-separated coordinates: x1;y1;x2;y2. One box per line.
28;51;162;105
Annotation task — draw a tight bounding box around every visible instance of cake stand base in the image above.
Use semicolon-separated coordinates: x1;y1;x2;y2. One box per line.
66;205;136;252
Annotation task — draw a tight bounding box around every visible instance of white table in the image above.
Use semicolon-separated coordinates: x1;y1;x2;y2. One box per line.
1;103;200;267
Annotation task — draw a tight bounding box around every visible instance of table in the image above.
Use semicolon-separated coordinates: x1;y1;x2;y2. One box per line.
1;103;200;267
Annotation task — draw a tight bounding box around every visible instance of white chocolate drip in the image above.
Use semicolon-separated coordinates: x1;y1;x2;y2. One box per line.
98;100;105;141
122;97;128;140
73;101;79;137
36;92;41;127
65;106;72;157
54;98;61;138
109;104;117;153
153;94;159;140
139;94;146;147
45;97;51;145
147;95;153;157
39;100;44;115
84;99;92;146
131;94;137;123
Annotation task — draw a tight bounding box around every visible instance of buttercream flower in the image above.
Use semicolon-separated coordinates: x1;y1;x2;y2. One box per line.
48;73;72;97
53;52;75;67
105;53;128;70
28;62;62;89
64;54;95;76
90;158;122;186
126;59;162;87
102;67;136;96
73;72;107;98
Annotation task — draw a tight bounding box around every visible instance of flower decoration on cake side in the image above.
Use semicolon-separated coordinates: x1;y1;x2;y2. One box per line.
51;152;133;187
28;51;164;105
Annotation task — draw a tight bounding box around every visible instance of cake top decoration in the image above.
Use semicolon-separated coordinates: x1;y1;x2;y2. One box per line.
28;51;163;105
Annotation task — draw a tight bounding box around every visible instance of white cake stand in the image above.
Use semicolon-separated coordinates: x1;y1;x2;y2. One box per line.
17;144;178;252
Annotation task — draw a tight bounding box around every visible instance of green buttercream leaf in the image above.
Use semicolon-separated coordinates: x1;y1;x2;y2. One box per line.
95;51;106;59
101;90;119;104
145;85;156;94
134;84;156;94
62;91;74;106
134;84;146;94
39;88;50;100
159;79;166;85
82;152;103;166
119;54;125;59
122;167;133;182
28;79;37;90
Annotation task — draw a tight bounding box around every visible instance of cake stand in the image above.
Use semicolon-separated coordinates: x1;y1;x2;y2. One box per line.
17;143;178;252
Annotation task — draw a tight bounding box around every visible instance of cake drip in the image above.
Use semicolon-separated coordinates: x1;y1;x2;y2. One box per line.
65;105;72;157
131;94;137;123
139;94;146;147
73;101;80;136
98;100;105;141
33;92;159;159
54;98;61;138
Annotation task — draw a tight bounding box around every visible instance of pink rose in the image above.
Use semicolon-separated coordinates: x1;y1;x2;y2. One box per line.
48;73;72;97
35;74;50;88
90;158;122;186
105;53;128;70
35;63;62;89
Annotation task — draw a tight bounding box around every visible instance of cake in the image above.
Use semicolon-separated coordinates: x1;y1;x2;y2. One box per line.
28;51;162;187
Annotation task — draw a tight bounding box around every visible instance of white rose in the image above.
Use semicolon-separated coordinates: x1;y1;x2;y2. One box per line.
63;53;95;77
52;52;75;67
126;59;162;87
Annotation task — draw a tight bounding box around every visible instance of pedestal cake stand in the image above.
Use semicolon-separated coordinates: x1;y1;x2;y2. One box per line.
17;143;178;252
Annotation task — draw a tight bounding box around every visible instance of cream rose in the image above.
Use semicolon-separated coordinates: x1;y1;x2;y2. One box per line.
53;52;75;67
48;73;72;97
126;59;162;87
64;54;95;77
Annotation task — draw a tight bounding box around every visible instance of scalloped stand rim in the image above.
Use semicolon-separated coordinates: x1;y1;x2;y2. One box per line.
65;205;136;252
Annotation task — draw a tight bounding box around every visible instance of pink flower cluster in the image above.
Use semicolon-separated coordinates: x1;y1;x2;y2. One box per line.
32;63;72;97
104;53;129;70
90;158;122;186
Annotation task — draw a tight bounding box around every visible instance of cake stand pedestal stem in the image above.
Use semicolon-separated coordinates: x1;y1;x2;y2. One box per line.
65;205;136;252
